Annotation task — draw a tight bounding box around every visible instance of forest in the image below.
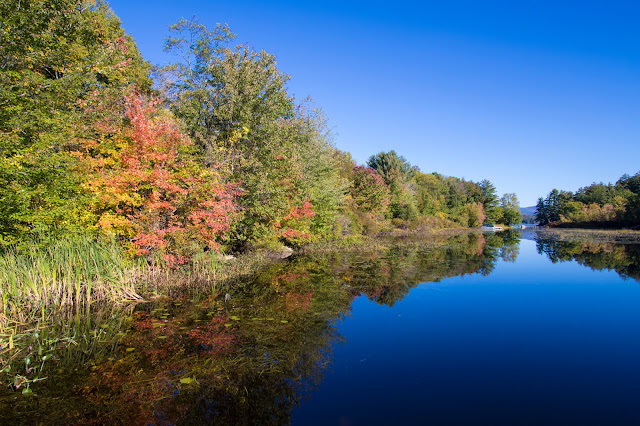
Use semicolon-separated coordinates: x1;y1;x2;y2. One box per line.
0;0;531;284
535;172;640;228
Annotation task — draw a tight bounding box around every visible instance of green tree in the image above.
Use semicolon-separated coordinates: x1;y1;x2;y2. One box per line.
0;0;150;246
159;18;344;247
366;151;418;220
479;180;500;223
366;150;415;186
500;193;522;226
414;172;447;217
535;197;547;224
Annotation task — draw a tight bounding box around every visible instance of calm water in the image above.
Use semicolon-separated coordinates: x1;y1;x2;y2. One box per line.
3;231;640;425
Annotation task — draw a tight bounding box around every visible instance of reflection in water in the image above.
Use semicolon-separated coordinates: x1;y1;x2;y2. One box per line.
536;235;640;282
1;232;504;424
5;231;640;423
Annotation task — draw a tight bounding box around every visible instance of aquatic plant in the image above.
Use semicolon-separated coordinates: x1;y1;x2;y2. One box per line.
0;237;143;321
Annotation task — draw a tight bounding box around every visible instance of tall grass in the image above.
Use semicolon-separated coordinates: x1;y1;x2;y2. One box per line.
0;237;144;321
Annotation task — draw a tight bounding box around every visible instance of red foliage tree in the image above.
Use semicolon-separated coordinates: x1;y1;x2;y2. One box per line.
81;93;239;263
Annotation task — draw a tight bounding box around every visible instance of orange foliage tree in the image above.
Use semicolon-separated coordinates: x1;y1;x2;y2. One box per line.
79;93;238;263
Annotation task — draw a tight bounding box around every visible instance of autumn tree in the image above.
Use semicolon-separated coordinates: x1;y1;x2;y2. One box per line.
0;0;150;246
80;93;238;263
347;166;391;233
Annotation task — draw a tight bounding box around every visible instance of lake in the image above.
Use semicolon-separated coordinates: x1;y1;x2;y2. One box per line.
2;230;640;425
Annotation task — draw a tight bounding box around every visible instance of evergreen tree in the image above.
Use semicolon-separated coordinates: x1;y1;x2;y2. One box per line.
479;179;499;223
535;197;547;224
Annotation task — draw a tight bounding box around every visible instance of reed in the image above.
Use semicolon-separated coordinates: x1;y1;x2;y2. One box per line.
0;237;144;322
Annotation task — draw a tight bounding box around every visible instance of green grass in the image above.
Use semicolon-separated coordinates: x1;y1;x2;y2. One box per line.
0;237;144;322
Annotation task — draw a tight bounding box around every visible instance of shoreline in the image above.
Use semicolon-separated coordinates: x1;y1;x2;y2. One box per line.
4;226;640;326
534;227;640;244
0;228;470;325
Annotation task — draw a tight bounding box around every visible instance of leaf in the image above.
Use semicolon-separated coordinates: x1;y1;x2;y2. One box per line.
280;320;288;323
229;316;240;321
22;387;33;396
126;347;136;352
180;377;195;384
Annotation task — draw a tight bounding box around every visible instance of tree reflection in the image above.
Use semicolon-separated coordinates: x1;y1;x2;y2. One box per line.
536;237;640;282
1;232;518;424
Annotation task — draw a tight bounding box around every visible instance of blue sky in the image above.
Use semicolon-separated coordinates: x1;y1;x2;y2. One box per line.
107;0;640;206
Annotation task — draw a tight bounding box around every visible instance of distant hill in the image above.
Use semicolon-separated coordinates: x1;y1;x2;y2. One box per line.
520;206;537;215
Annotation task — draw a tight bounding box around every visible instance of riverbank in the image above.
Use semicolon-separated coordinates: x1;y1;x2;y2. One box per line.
0;229;490;402
3;214;640;423
0;228;479;325
0;240;277;325
534;227;640;244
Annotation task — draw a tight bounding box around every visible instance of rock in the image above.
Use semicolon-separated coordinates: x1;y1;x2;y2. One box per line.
267;246;294;259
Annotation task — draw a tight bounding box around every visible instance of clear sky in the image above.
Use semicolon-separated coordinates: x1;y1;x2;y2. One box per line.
107;0;640;206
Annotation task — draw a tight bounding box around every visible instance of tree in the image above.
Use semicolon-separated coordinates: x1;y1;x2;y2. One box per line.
81;93;238;263
0;0;150;246
500;193;522;226
478;180;500;223
159;18;293;161
159;18;345;247
366;150;414;186
414;172;446;217
535;197;547;224
366;151;417;220
617;172;640;195
350;166;391;218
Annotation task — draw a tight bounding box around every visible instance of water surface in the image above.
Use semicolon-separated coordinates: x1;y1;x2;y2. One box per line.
293;237;640;425
3;231;640;425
